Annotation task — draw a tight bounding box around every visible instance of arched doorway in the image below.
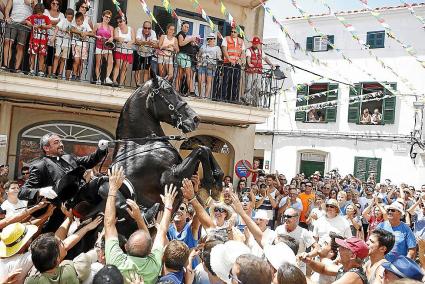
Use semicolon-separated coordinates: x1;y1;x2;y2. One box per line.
15;121;114;176
298;150;328;178
180;135;235;176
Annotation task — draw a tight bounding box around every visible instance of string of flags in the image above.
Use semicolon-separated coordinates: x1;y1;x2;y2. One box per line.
218;0;246;39
189;0;222;38
315;0;417;94
111;0;124;17
398;1;425;28
358;0;425;69
162;0;181;28
138;0;162;32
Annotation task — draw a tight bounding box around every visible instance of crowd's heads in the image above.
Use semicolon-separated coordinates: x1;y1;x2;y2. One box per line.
125;230;152;258
382;255;424;283
367;229;395;256
275;262;307;284
30;233;60;272
0;223;38;258
210;240;251;282
385;201;405;218
232;254;272;284
163;240;189;271
93;265;124;284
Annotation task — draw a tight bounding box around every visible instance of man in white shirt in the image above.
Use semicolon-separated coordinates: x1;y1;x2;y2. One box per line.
275;207;319;274
1;181;27;217
133;20;157;85
313;199;352;245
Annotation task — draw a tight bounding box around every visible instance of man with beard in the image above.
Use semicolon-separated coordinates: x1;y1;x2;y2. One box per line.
19;133;108;231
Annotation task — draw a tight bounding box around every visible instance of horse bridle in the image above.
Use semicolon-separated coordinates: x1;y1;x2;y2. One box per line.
148;81;188;130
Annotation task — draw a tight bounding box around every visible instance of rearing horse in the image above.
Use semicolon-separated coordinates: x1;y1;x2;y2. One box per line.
109;72;223;213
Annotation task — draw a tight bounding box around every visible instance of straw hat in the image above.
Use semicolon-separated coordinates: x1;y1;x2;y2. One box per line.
210;202;233;221
0;223;38;257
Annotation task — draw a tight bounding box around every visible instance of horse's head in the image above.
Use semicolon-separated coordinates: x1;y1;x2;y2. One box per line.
145;71;200;133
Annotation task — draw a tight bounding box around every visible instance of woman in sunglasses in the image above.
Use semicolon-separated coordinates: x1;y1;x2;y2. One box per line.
93;10;114;85
43;0;65;77
112;15;135;87
74;0;93;29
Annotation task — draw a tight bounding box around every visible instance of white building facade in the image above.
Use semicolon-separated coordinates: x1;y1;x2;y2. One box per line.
256;4;425;187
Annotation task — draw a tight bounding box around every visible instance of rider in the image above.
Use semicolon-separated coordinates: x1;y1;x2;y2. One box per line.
18;133;109;232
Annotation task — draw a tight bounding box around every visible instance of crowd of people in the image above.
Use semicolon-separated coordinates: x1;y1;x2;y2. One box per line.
0;134;424;284
0;0;278;103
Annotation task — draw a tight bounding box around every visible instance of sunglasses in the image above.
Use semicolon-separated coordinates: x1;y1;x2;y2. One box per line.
207;38;215;41
143;27;152;30
80;5;88;10
326;204;337;209
214;207;225;213
283;214;297;219
387;209;398;213
104;15;111;19
22;172;30;175
52;2;59;5
231;31;237;33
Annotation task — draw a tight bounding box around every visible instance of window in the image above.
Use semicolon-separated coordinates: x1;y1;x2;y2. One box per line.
348;82;396;125
295;83;338;123
366;31;385;48
306;35;334;52
354;157;382;182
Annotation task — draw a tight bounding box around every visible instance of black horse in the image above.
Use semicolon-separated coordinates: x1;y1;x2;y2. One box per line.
67;72;224;258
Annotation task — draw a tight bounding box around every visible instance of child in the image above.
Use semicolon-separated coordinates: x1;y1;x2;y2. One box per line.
52;8;74;79
25;3;52;76
71;12;93;80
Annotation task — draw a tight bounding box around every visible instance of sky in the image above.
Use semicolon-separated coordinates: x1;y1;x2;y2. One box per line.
263;0;420;38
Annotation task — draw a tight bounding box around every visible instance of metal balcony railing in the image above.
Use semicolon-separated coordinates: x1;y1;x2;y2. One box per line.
0;19;284;108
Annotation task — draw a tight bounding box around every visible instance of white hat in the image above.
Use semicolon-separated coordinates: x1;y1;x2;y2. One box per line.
210;240;251;283
264;243;297;270
206;33;216;39
253;209;270;220
385;201;405;216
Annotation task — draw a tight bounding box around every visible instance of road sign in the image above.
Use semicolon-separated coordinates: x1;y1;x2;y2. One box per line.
234;160;252;178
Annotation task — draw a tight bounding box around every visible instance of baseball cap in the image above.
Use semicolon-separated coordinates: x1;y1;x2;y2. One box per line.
335;237;369;259
385;201;405;216
382;255;424;281
251;36;262;45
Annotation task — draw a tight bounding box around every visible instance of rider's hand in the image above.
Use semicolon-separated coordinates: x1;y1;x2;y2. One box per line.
39;186;58;199
98;139;109;150
108;165;125;194
160;184;178;210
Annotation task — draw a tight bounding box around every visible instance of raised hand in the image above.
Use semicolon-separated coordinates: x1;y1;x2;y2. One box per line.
230;192;243;214
85;215;103;231
181;178;195;200
108;165;125;194
126;199;143;222
191;174;200;193
61;203;73;219
160;184;178;209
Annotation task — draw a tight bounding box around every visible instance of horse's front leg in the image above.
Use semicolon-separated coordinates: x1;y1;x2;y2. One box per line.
161;146;216;190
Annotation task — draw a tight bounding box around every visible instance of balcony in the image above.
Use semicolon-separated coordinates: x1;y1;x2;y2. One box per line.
0;20;282;125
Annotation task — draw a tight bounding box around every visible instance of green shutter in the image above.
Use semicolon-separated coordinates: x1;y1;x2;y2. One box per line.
327;35;334;50
367;158;382;183
325;83;338;122
383;83;397;124
354;157;368;182
366;32;374;48
306;37;313;51
295;84;308;122
348;84;361;123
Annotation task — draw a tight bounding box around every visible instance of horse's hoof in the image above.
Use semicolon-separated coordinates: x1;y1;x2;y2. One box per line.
143;203;160;228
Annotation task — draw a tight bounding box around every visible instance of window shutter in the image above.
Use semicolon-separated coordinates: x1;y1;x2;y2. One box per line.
366;32;374;48
354;157;368;182
327;35;334;50
325;83;338;122
367;158;382;183
348;84;361;123
383;83;397;124
306;37;313;51
295;84;308;122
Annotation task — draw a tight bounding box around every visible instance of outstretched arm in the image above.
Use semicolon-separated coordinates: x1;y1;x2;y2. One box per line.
104;165;125;241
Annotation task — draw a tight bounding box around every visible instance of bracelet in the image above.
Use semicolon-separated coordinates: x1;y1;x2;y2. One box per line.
165;205;173;211
108;194;116;198
188;196;197;203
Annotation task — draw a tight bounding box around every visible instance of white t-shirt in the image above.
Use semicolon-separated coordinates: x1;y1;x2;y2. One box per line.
0;252;33;284
313;215;353;244
135;29;157;56
71;21;92;47
10;0;32;23
309;207;325;228
247;228;275;258
44;9;65;43
275;224;315;273
56;19;73;47
1;199;27;217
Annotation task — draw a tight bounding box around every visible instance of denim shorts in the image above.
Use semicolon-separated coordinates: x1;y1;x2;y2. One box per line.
198;66;215;77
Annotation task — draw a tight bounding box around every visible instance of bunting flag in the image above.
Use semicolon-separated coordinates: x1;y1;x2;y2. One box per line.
357;0;425;69
218;0;245;39
111;0;124;17
138;0;160;27
162;0;181;28
190;0;219;34
399;1;425;28
290;0;404;99
316;0;417;94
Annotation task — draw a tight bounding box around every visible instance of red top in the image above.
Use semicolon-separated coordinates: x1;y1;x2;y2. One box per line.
26;14;51;45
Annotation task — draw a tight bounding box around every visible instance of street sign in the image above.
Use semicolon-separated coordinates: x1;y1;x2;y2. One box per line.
234;160;252;178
